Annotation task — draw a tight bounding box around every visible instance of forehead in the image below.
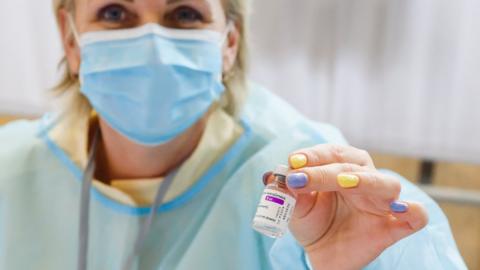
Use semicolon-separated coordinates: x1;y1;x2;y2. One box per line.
79;0;224;7
74;0;228;22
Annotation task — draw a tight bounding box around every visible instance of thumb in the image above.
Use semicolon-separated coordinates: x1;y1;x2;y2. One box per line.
387;201;429;244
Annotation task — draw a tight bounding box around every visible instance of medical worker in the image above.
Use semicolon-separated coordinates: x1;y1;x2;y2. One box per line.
0;0;467;269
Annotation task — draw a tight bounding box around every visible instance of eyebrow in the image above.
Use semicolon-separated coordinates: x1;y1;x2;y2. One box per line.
94;0;211;8
167;0;188;3
167;0;209;4
103;0;209;5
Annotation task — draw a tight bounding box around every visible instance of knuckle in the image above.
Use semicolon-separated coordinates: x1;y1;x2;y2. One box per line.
372;173;402;198
341;163;356;173
315;167;330;187
329;144;346;163
370;172;381;190
357;148;374;167
298;145;320;163
391;179;402;195
359;149;371;160
308;145;324;163
383;173;402;195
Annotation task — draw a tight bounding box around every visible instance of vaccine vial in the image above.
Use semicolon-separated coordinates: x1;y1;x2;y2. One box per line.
252;165;296;238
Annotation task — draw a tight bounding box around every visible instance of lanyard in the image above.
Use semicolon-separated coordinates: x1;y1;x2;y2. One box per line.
77;128;177;270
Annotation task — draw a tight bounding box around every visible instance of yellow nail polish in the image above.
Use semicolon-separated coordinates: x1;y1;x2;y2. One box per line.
337;174;360;188
290;154;308;169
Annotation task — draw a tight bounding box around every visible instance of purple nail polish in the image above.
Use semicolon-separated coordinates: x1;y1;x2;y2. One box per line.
390;201;409;213
287;173;308;188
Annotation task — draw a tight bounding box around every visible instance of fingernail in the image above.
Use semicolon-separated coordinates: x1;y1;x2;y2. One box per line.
337;174;360;188
390;201;409;213
262;171;273;186
287;173;308;188
290;154;308;169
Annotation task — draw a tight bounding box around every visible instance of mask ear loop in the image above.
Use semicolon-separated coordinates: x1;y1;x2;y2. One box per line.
220;20;237;80
220;21;235;47
219;20;236;110
66;13;83;83
67;13;81;47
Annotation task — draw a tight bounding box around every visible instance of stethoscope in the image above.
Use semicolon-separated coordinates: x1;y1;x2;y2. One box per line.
77;127;177;270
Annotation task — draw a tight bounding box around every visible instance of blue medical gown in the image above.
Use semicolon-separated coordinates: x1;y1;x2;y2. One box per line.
0;85;466;269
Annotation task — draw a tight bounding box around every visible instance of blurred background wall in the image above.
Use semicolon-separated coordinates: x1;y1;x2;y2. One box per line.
0;0;479;268
0;1;61;116
249;0;480;164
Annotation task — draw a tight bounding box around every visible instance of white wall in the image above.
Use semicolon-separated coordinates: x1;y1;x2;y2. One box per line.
249;0;480;164
0;0;62;116
1;0;479;163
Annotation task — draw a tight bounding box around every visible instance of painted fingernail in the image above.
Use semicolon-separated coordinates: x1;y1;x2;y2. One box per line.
262;171;273;186
390;201;409;213
290;154;308;169
337;174;360;188
287;173;308;188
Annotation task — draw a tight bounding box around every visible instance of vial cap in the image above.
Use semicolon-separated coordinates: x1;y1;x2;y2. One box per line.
274;165;289;176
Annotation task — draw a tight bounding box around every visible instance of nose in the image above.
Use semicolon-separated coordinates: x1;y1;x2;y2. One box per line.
136;1;167;26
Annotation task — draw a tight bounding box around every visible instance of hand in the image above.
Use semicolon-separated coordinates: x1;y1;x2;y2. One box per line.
264;145;428;270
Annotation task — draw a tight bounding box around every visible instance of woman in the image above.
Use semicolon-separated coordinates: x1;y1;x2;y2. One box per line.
0;0;466;269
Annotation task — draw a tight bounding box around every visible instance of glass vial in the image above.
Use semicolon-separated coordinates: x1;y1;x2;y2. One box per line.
252;165;296;238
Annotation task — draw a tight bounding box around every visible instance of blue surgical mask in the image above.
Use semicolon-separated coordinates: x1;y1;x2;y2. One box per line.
68;16;228;145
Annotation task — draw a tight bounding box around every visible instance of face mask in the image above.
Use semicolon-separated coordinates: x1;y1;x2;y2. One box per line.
68;15;229;145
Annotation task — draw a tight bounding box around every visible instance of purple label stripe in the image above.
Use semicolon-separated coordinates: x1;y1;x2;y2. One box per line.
266;195;284;205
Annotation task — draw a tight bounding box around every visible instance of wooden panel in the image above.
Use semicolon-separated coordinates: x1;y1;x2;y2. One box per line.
439;203;480;270
0;115;37;126
0;116;21;125
434;162;480;189
434;162;480;270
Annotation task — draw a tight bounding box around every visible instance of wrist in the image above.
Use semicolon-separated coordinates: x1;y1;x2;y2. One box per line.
304;242;355;270
305;240;378;270
305;245;337;270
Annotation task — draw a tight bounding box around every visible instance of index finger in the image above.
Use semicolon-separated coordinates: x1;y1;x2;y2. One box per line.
289;144;375;169
287;163;401;201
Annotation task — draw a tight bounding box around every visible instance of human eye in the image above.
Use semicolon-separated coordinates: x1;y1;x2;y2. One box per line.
97;4;135;27
166;6;205;28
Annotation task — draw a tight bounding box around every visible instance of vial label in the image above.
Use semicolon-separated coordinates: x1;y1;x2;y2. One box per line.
253;188;296;232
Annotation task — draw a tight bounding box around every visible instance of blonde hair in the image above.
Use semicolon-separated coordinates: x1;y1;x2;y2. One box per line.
52;0;249;119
